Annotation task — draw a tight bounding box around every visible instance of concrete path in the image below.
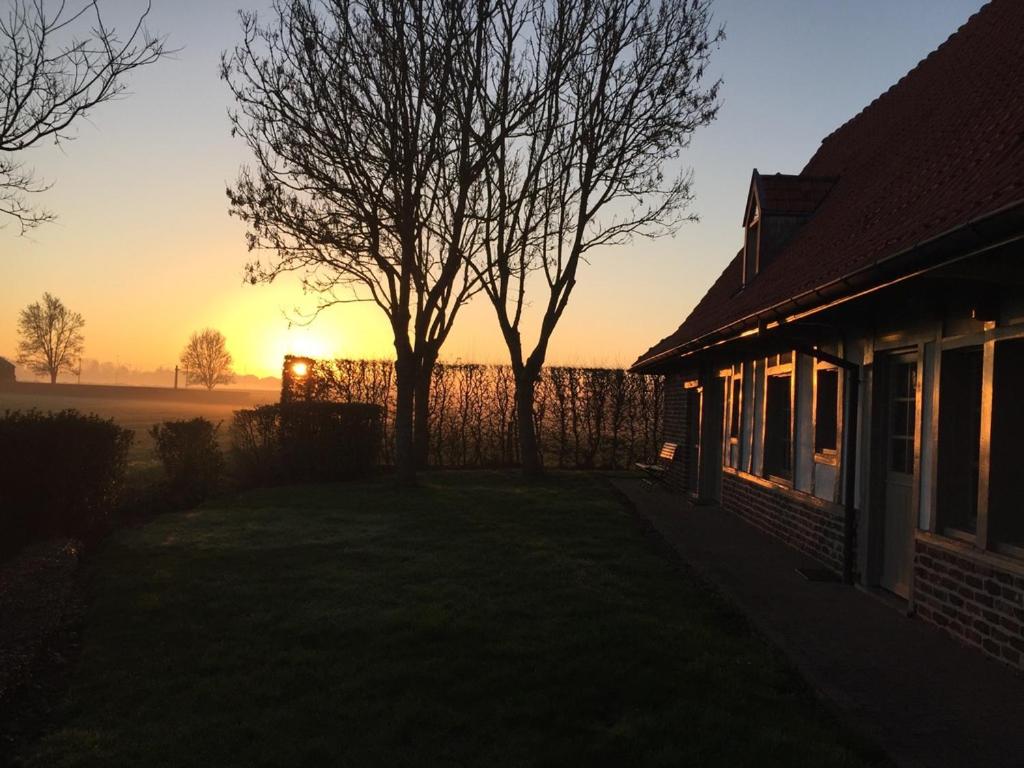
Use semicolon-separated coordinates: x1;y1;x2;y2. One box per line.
611;478;1024;768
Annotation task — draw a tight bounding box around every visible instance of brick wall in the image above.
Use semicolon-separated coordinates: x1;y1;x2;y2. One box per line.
661;374;690;491
722;471;849;574
913;534;1024;670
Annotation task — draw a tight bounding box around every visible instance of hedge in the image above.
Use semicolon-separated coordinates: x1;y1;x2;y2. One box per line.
0;410;133;560
281;359;663;469
231;402;383;485
149;418;224;506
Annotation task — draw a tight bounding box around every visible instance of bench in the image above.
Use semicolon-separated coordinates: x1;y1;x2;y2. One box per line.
635;442;677;486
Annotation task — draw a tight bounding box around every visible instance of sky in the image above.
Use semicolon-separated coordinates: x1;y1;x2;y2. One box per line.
0;0;989;379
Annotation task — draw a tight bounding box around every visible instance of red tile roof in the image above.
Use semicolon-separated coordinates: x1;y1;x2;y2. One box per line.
634;0;1024;370
753;173;835;219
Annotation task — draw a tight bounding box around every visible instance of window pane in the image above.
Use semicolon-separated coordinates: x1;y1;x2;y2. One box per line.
815;368;839;453
990;339;1024;547
893;399;910;436
730;378;741;439
936;346;983;533
764;373;792;480
889;437;910;473
888;361;918;475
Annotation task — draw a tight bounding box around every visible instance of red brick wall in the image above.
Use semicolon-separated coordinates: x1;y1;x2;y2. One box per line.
913;534;1024;670
661;373;691;491
721;472;849;575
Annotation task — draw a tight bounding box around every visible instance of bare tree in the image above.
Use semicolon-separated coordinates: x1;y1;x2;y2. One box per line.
223;0;537;484
0;0;167;232
471;0;722;475
180;329;235;390
16;291;84;382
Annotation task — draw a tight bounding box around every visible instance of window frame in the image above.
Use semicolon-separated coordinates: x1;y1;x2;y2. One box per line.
935;343;984;541
720;365;744;470
761;354;795;486
812;362;842;466
925;322;1024;558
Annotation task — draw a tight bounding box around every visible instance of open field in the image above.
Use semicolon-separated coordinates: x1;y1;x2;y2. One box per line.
0;389;278;472
19;472;879;767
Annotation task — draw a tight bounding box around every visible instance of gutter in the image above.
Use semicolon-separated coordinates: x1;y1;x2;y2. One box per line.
631;198;1024;374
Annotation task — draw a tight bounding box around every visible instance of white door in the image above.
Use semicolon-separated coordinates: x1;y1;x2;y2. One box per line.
881;354;917;597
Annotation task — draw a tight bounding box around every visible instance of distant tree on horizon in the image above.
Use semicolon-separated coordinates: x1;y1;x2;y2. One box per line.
0;0;167;233
17;292;85;383
180;329;235;390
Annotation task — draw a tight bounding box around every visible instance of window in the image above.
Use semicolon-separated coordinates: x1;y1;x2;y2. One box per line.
763;367;793;481
988;339;1024;550
888;360;918;475
722;368;743;469
730;376;741;439
743;201;760;285
743;224;759;284
814;367;840;455
936;346;982;534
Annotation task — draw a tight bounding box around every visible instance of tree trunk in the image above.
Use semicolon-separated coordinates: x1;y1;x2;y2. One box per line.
413;351;438;470
394;354;417;487
50;370;57;384
515;368;543;477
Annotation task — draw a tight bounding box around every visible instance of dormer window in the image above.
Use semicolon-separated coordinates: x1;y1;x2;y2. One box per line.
740;170;836;289
742;190;761;287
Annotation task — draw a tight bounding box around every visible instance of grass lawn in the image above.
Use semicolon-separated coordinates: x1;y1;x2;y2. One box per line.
22;472;879;767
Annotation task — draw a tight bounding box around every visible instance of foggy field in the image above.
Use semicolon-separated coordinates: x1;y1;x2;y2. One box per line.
0;389;277;471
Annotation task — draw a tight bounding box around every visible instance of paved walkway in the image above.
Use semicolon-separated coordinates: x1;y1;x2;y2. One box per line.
611;478;1024;768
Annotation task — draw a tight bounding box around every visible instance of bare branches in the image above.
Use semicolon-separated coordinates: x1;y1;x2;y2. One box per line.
474;0;722;369
224;0;539;481
466;0;722;473
16;291;85;382
0;0;167;231
180;329;235;390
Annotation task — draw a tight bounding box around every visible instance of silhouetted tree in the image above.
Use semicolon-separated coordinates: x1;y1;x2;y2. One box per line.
17;292;85;383
471;0;722;475
223;0;536;484
180;329;235;390
0;0;166;232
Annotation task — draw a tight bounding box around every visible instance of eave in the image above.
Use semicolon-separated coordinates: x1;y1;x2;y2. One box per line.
631;198;1024;375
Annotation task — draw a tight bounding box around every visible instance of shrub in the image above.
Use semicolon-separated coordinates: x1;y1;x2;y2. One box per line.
230;402;382;485
0;410;132;560
149;418;224;505
279;402;382;482
229;405;283;485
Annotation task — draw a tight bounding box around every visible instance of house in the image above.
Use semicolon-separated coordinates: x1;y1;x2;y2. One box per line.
632;0;1024;670
0;357;15;386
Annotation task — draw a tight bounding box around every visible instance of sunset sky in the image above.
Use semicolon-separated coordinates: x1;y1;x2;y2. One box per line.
0;0;987;379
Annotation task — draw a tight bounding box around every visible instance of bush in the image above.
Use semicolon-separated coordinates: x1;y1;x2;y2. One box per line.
230;402;382;485
0;410;132;560
149;418;224;506
279;402;382;482
229;405;283;485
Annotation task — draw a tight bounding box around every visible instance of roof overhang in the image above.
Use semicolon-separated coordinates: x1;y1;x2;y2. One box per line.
631;198;1024;375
